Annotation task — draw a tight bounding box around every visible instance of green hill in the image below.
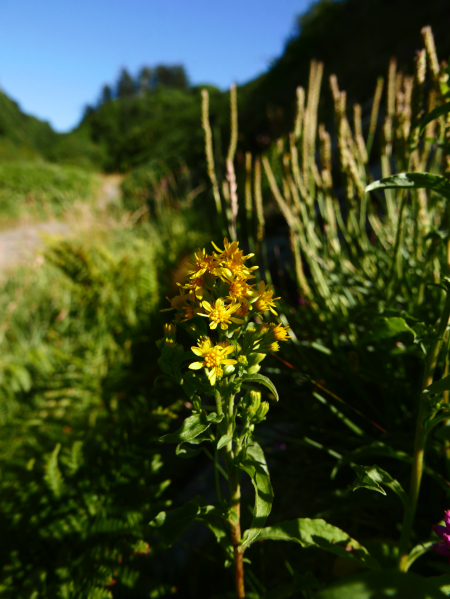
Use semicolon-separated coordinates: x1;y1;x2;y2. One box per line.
0;90;104;169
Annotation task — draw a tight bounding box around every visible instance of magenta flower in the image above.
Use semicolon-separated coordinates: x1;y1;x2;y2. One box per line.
432;510;450;559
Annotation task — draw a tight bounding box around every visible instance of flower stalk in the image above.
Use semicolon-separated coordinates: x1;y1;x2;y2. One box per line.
398;283;450;570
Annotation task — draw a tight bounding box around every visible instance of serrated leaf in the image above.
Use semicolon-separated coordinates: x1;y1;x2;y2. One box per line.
239;442;274;550
217;435;232;450
352;464;409;509
253;518;380;570
159;411;223;443
366;173;450;199
242;374;279;401
315;568;447;598
419;101;450;132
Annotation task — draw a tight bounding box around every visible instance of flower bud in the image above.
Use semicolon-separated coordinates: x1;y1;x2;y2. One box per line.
255;401;269;422
223;364;236;376
238;355;248;366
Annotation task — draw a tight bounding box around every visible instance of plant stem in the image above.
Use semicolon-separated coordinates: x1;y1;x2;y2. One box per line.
398;286;450;570
222;391;245;598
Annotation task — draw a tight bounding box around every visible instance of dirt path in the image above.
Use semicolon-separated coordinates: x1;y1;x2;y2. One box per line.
0;174;122;271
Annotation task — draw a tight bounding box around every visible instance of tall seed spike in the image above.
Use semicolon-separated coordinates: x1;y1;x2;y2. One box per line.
202;90;222;218
294;87;305;141
387;58;397;117
227;84;238;163
421;26;440;80
366;77;384;159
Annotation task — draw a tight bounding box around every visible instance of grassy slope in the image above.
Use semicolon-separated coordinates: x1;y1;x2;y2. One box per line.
0;160;100;225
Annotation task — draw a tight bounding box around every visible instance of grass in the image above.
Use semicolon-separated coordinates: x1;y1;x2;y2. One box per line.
0;160;100;226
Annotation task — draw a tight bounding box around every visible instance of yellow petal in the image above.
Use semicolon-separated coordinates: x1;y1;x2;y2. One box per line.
230;317;244;324
191;347;204;356
208;369;217;386
189;362;204;370
202;301;212;311
210;322;218;329
222;345;236;355
222;359;238;365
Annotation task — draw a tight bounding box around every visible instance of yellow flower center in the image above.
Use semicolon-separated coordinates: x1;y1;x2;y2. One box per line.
210;305;231;324
204;348;222;368
229;279;248;299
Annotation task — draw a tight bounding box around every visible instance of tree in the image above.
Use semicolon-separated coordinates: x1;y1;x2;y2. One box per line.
155;65;189;89
100;85;112;104
117;68;135;99
138;67;153;94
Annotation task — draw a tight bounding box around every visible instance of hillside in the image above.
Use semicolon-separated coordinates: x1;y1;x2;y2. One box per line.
0;90;104;169
1;0;449;175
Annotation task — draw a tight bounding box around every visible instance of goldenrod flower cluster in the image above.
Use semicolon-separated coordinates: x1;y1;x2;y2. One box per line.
159;238;290;386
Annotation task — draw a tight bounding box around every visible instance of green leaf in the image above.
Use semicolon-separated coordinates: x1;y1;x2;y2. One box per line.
368;317;416;342
159;412;223;443
424;375;450;396
242;374;279;401
44;443;64;499
315;568;447;598
150;498;202;548
366;173;450;199
217;435;232;450
420;101;450;132
253;518;380;570
404;542;434;572
352;464;409;509
239;442;274;550
150;499;230;552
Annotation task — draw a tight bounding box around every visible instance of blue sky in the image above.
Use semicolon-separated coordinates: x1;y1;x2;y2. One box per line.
0;0;313;132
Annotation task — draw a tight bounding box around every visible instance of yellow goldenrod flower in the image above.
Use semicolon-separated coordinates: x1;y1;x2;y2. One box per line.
254;281;280;315
200;298;244;330
161;288;191;312
271;323;291;341
181;304;202;322
183;275;205;300
223;272;255;302
188;248;218;279
189;337;237;385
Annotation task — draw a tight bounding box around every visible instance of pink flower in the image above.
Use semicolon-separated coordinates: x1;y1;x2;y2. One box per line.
433;510;450;558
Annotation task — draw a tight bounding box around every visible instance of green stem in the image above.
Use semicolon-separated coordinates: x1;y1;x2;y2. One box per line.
398;286;450;570
221;391;245;598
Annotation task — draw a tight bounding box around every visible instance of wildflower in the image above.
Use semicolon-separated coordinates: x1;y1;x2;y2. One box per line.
161;288;191;312
213;238;257;279
271;323;291;341
188;248;218;279
189;337;237;385
433;510;450;560
253;281;280;315
224;272;255;303
200;298;244;330
183;275;206;300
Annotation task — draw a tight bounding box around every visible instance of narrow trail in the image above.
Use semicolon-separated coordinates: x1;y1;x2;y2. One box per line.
0;174;122;271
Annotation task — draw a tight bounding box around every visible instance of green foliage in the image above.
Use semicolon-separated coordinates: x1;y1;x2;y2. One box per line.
0;160;99;223
0;211;210;597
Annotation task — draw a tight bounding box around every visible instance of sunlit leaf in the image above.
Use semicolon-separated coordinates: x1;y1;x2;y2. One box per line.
352;464;409;509
239;442;274;550
252;518;380;570
159;412;223;443
419;101;450;132
366;173;450;199
242;374;279;401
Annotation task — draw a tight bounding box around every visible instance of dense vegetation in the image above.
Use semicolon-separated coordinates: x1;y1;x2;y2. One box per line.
2;0;450;597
